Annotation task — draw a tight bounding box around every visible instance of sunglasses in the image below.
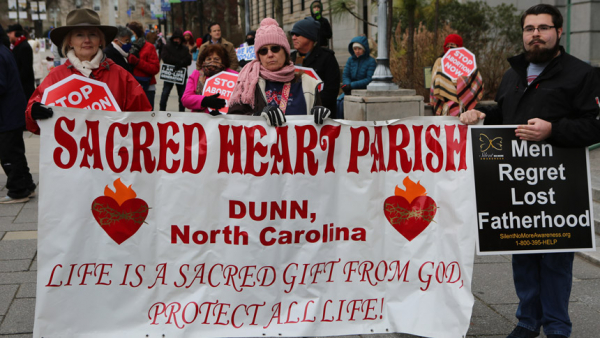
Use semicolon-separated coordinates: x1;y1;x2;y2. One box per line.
258;45;282;55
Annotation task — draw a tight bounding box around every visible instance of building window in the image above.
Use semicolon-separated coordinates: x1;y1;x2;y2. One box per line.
301;0;305;11
263;0;267;18
290;0;293;14
252;0;256;26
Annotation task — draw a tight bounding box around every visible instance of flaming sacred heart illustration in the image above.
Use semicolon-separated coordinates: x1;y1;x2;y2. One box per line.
91;178;149;244
383;177;438;241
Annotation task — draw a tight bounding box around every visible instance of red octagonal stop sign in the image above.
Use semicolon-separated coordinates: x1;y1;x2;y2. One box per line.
41;74;121;111
441;47;477;80
202;71;240;113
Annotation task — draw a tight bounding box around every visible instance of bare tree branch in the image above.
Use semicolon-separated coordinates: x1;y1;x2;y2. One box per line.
331;0;378;27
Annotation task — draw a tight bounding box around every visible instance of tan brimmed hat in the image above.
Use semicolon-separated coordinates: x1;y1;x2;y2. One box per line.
50;8;118;46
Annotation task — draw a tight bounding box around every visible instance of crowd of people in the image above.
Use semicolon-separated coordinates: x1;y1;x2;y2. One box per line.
2;0;376;126
0;1;365;205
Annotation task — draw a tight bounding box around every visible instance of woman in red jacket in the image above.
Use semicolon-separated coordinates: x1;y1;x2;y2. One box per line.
127;21;161;110
25;8;152;134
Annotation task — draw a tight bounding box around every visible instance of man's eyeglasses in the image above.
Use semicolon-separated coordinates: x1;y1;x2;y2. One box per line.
523;25;555;34
258;45;282;55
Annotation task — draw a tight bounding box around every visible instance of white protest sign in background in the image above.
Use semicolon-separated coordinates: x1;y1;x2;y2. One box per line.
159;64;187;85
202;71;239;113
237;45;255;61
35;108;477;338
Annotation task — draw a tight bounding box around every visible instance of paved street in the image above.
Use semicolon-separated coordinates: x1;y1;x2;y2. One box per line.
1;107;599;337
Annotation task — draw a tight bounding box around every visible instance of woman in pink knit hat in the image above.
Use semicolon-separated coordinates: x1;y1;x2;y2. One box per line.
228;18;331;125
183;30;195;51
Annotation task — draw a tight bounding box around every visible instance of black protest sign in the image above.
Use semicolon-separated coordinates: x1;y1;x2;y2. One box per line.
471;126;594;254
159;64;187;85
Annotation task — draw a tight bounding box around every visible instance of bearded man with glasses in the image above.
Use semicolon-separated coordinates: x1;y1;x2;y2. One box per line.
460;4;600;338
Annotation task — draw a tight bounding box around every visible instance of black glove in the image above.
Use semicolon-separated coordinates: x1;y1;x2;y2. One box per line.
255;105;285;127
311;106;331;125
202;93;226;110
342;84;352;95
129;44;141;58
209;110;221;116
31;102;53;120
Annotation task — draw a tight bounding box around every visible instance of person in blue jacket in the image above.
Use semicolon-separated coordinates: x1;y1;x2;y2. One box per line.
337;35;376;118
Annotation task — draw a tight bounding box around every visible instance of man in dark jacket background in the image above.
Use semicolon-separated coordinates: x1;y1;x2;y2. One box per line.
159;29;192;112
290;18;340;118
460;5;600;338
104;26;134;74
6;24;35;100
309;0;332;48
0;39;36;203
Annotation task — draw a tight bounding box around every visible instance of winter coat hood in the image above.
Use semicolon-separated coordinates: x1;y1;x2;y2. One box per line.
170;29;185;42
348;36;370;58
310;1;323;18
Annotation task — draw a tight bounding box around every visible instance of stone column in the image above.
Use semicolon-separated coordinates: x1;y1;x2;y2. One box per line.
367;0;398;91
343;0;423;120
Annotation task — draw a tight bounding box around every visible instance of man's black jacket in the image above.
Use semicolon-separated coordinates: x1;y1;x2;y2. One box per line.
161;41;192;69
103;43;133;74
291;45;340;118
481;47;600;147
12;40;35;99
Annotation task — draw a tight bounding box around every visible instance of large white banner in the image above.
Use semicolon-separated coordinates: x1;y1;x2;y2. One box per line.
35;108;477;338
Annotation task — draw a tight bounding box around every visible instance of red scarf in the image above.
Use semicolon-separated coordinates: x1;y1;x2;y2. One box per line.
11;36;27;50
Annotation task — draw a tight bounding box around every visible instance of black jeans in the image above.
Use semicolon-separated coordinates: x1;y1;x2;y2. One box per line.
135;76;155;111
0;128;35;198
159;81;185;112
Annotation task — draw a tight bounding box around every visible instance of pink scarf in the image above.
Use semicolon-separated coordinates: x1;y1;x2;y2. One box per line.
229;59;296;108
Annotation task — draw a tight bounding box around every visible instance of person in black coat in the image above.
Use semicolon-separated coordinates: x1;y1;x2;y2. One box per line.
103;25;134;74
290;18;340;118
0;42;36;203
0;25;10;48
6;24;35;100
309;1;332;48
159;29;192;112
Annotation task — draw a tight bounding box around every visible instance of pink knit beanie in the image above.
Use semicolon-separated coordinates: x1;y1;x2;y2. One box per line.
254;18;290;57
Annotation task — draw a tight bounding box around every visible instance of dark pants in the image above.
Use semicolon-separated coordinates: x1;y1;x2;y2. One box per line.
135;76;155;111
512;252;574;336
159;81;185;112
146;89;155;111
0;128;35;198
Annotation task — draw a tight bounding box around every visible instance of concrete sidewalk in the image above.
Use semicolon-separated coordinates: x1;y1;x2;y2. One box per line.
1;127;599;337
